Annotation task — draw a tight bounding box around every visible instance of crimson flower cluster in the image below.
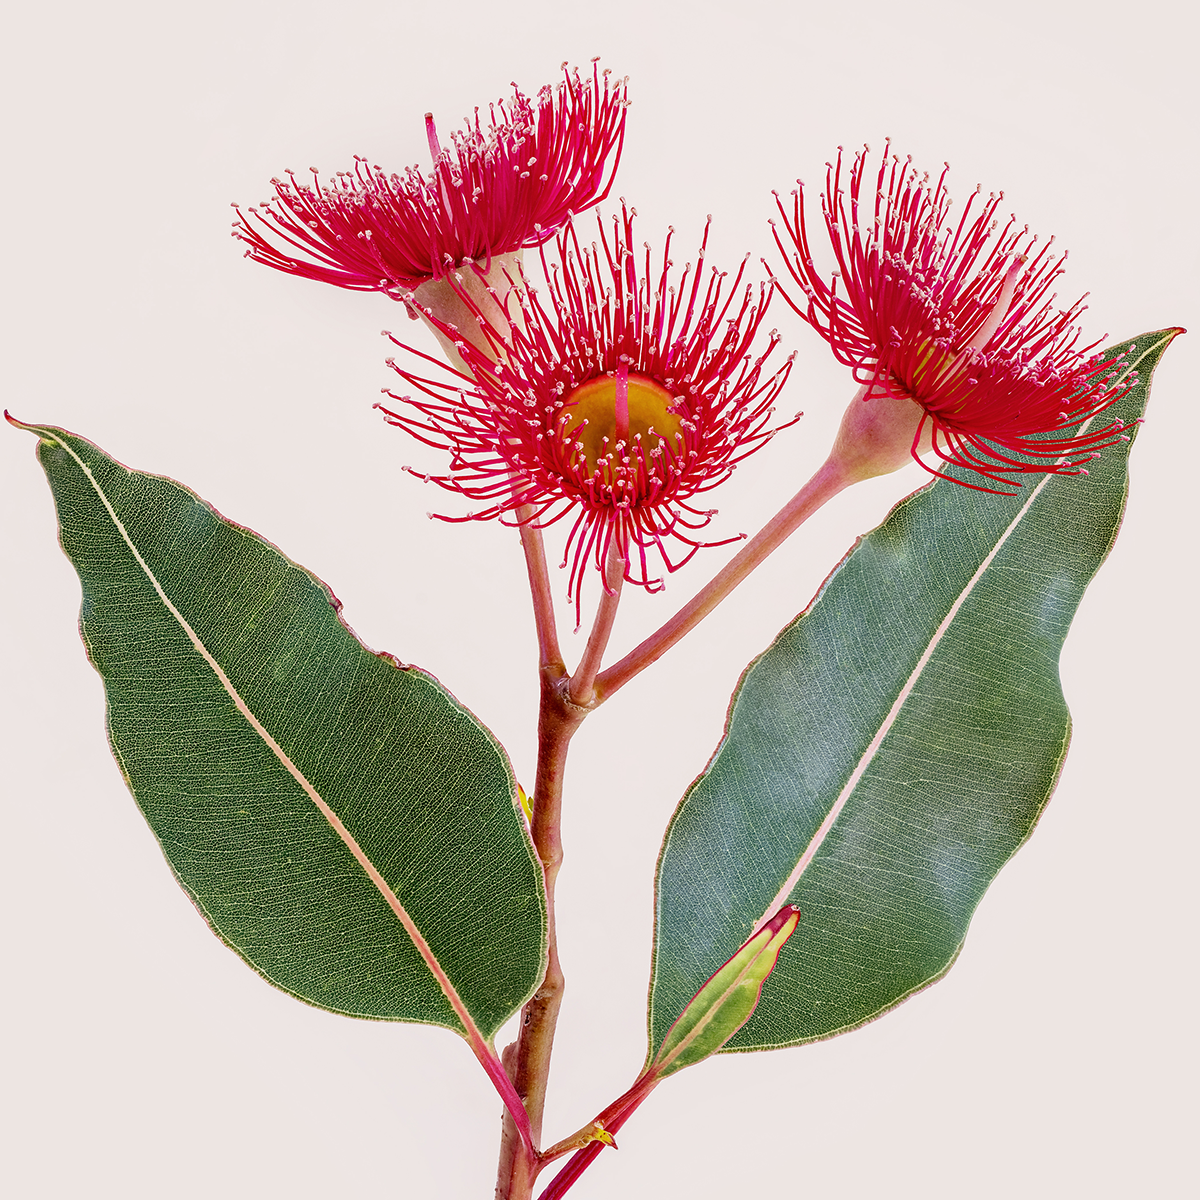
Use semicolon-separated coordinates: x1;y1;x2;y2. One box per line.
379;207;795;615
234;62;627;293
771;144;1133;490
236;66;1137;604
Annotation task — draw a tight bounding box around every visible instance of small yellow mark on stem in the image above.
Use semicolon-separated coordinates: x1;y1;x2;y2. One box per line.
540;1119;618;1164
590;1121;617;1149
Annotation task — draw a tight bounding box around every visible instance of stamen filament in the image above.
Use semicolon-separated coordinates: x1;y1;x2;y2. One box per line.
424;113;442;162
615;361;630;444
967;256;1025;352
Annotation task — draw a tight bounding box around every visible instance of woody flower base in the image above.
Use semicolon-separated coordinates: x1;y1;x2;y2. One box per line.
9;62;1183;1200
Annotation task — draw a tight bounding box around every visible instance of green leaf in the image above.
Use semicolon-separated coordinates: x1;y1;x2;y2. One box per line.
648;330;1180;1053
15;420;546;1044
648;905;799;1079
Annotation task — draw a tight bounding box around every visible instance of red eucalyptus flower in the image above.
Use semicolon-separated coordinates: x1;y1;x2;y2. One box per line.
771;144;1134;491
233;62;628;295
378;206;796;616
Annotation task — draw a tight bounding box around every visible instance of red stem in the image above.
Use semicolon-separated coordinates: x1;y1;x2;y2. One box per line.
496;511;626;1197
474;1041;536;1158
567;541;624;706
536;1073;661;1200
517;505;563;669
595;456;852;699
496;412;863;1196
495;672;584;1198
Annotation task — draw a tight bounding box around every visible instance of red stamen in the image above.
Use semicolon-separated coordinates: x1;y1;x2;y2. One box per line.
614;362;630;445
380;206;798;623
771;145;1133;489
424;113;442;162
234;62;629;292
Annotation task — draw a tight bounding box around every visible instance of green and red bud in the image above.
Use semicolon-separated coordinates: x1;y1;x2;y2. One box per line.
648;905;800;1080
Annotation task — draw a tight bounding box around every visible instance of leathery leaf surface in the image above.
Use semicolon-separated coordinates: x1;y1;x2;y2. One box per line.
649;330;1179;1052
21;422;546;1041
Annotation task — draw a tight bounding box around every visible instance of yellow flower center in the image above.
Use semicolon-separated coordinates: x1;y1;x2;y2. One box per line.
560;372;684;475
906;338;970;411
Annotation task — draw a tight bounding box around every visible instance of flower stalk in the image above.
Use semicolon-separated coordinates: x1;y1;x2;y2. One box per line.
567;539;625;706
597;449;851;698
497;504;628;1198
517;507;563;670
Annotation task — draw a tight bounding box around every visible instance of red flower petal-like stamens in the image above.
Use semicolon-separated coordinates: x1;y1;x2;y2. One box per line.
378;205;798;621
771;143;1135;492
233;61;629;295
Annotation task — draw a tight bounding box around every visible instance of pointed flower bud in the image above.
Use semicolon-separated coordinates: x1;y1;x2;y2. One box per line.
771;144;1134;492
647;905;800;1080
234;62;628;294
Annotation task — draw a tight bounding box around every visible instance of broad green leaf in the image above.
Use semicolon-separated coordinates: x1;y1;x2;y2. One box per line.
15;421;546;1044
648;330;1179;1053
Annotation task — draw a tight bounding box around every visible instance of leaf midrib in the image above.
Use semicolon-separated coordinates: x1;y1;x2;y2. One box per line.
744;337;1158;937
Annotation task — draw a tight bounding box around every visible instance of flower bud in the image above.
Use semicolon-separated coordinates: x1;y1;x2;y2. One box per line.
647;905;800;1080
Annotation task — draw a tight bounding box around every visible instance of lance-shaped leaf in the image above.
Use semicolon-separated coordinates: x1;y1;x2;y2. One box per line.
14;420;547;1047
649;905;800;1078
648;330;1179;1053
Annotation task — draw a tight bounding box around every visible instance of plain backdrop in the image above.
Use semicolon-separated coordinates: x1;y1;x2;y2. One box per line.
1;1;1195;1197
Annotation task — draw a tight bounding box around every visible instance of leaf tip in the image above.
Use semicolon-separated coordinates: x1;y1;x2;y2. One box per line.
766;902;802;933
5;411;56;446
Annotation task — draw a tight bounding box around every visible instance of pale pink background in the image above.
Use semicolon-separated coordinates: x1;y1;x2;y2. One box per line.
2;1;1195;1196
